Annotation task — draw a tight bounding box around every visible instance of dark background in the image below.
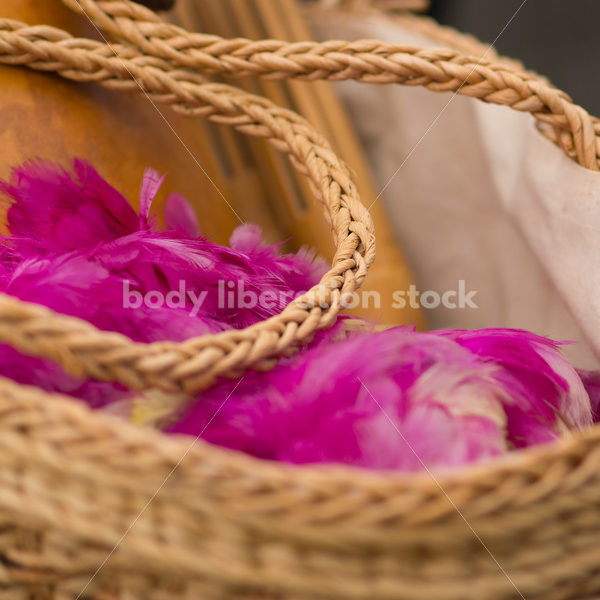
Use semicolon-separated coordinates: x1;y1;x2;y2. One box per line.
429;0;600;116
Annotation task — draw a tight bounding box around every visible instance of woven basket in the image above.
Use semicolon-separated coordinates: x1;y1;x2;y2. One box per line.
0;1;600;599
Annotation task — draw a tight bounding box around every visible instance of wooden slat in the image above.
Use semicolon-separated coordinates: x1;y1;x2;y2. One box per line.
169;0;286;243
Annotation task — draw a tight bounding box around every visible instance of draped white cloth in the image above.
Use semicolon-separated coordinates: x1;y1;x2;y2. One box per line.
309;9;600;368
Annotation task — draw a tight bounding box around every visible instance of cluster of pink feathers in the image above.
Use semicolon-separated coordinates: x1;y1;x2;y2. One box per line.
0;159;597;472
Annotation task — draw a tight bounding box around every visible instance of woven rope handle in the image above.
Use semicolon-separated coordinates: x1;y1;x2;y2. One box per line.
0;0;597;397
65;0;600;171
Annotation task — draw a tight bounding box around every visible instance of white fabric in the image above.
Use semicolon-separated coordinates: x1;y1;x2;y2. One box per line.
309;10;600;368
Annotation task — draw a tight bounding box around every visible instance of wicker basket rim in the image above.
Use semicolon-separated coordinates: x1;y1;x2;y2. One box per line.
8;374;600;517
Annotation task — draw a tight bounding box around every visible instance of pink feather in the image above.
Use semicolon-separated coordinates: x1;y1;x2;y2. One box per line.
169;327;592;471
163;193;201;238
2;159;139;254
0;159;325;407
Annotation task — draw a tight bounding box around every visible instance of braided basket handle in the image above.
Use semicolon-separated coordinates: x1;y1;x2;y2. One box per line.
65;0;600;171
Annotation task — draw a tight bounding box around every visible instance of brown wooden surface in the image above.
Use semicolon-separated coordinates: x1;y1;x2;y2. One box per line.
0;1;247;244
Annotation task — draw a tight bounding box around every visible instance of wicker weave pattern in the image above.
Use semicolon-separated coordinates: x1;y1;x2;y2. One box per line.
2;375;600;599
0;2;599;598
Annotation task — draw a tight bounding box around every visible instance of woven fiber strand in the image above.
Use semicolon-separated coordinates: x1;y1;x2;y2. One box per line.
2;375;600;600
0;2;599;599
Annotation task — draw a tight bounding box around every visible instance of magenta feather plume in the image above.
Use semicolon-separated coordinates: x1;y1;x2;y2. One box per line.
0;159;325;402
1;160;325;333
0;158;595;473
169;326;592;470
163;192;201;238
168;328;509;470
3;159;140;253
437;329;592;447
